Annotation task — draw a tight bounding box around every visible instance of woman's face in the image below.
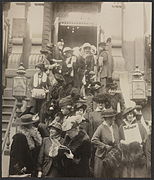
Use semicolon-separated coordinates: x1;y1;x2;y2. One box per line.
75;108;84;116
84;47;91;54
61;107;70;115
97;102;104;110
105;117;114;126
126;112;134;123
64;51;72;58
35;67;41;74
108;88;116;96
49;127;57;137
66;127;79;139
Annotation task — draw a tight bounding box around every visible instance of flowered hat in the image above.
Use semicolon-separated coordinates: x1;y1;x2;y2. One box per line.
62;116;80;131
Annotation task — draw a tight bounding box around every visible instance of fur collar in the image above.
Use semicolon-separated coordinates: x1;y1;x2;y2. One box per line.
18;126;42;150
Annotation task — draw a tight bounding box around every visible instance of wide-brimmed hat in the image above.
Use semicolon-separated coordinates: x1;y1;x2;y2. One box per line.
35;63;46;71
40;49;49;54
98;42;106;47
74;102;87;111
54;73;65;83
135;105;142;110
82;43;91;49
63;47;73;53
59;97;73;108
91;81;103;90
46;43;54;49
106;82;118;90
102;109;117;118
14;114;36;126
48;120;62;131
122;107;135;117
62;116;80;131
93;94;107;103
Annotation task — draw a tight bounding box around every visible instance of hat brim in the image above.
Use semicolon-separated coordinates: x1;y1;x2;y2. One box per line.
103;114;117;118
14;120;36;126
122;107;135;116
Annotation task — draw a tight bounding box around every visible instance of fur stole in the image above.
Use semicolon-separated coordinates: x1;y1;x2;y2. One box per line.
18;127;42;150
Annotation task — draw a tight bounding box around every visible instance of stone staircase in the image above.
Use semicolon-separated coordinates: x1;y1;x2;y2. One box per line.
2;97;16;141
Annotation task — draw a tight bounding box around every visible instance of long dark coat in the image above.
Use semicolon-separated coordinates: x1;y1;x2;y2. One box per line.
73;55;86;89
62;130;91;177
9;133;36;176
85;110;104;139
91;123;120;178
37;137;64;177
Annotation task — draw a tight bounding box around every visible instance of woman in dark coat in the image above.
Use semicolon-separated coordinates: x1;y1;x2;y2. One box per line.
61;119;91;177
37;121;64;177
9;114;42;177
91;109;122;178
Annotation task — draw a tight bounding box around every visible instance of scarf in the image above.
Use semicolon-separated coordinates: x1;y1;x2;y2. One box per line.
33;72;47;88
18;126;42;150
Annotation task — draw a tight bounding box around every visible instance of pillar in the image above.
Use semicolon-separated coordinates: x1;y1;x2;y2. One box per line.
42;2;53;49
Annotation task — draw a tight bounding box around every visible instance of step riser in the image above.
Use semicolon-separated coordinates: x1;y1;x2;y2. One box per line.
2;107;13;113
2;115;11;121
4;89;31;99
2;122;9;129
2;131;6;139
3;99;15;106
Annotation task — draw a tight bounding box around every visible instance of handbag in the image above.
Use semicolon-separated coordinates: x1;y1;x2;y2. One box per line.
31;88;46;99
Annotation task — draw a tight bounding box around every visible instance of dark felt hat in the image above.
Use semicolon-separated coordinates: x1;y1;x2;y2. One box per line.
14;114;36;126
98;42;106;47
54;73;65;83
93;94;107;103
74;102;87;111
122;107;135;117
35;63;46;71
106;82;118;90
59;97;73;108
48;120;62;131
40;49;48;54
102;109;117;118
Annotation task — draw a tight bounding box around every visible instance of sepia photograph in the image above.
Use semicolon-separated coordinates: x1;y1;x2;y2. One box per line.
2;2;152;178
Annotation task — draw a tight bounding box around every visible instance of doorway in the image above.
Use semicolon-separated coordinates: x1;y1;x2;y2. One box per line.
58;25;97;48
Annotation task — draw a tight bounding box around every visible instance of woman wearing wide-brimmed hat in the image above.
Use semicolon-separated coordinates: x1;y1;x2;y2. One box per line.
29;62;51;114
9;114;42;177
119;107;148;178
37;120;64;177
91;109;122;178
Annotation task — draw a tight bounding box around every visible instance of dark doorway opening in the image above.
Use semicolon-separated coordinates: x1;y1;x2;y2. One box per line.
58;25;97;48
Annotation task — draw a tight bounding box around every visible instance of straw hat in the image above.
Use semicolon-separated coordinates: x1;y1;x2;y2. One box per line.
63;47;73;53
82;43;91;49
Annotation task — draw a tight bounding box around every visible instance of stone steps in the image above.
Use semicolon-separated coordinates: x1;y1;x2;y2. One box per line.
2;105;14;112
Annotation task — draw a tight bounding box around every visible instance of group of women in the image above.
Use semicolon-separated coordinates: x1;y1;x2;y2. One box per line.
8;40;151;178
